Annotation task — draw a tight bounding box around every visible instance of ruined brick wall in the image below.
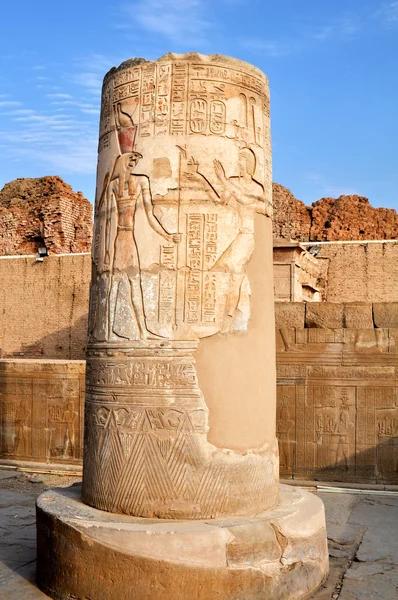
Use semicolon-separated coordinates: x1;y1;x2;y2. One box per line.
0;176;92;255
273;183;398;242
0;254;91;359
275;302;398;484
272;183;311;242
312;241;398;302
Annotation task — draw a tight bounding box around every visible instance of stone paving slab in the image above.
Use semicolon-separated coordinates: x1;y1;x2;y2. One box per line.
312;491;398;600
0;475;397;599
0;470;21;481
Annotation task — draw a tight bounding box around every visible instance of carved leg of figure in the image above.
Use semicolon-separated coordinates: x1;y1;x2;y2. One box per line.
62;430;71;460
280;328;293;352
108;273;122;340
129;275;150;340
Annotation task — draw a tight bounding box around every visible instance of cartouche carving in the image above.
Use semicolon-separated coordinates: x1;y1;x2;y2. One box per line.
84;54;277;519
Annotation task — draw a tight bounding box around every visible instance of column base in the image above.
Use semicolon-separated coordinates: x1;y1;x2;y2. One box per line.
36;483;328;600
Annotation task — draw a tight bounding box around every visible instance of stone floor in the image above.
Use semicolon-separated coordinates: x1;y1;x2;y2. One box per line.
0;470;397;599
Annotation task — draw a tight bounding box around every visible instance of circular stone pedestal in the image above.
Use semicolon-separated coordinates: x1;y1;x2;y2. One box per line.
36;484;328;600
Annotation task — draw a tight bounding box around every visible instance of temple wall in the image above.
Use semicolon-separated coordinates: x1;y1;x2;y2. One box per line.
0;359;85;467
276;302;398;484
0;253;90;359
307;241;398;302
0;248;397;482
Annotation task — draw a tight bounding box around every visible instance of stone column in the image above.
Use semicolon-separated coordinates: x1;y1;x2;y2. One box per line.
82;53;278;519
36;54;328;600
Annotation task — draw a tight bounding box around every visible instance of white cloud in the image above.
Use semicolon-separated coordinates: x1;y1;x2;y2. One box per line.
68;54;118;96
119;0;211;43
241;13;361;57
377;1;398;23
312;16;361;41
47;93;74;99
0;99;98;175
240;38;296;57
0;101;23;107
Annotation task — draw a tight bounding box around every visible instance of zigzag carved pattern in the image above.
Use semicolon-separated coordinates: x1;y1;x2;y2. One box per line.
86;405;270;517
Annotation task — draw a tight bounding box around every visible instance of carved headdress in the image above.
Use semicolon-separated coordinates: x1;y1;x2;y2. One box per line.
115;100;139;154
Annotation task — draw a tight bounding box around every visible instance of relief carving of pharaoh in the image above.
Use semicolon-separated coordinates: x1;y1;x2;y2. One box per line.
90;55;272;344
84;54;277;519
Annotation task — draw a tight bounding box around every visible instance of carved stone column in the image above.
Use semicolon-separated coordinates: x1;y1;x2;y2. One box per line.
82;53;278;518
36;54;328;600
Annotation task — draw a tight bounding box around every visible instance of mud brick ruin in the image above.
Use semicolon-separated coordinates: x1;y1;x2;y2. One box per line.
0;175;92;255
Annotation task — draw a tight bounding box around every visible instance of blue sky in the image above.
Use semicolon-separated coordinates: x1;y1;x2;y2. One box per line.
0;0;397;208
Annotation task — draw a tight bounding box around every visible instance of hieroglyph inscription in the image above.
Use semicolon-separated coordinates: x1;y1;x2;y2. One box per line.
98;61;269;146
0;370;84;464
92;58;271;344
85;56;275;518
277;361;398;482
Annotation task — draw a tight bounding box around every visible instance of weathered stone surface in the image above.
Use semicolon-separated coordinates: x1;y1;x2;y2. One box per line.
0;176;92;255
36;484;328;600
83;53;278;520
0;254;91;359
316;242;398;303
275;303;305;329
344;303;374;329
306;303;344;329
373;302;398;328
0;360;85;467
273;240;322;302
276;350;398;483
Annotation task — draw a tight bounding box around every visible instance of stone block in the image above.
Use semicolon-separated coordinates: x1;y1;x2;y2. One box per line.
306;303;344;329
274;302;305;329
36;484;329;600
0;359;85;467
344;303;373;329
373;302;398;328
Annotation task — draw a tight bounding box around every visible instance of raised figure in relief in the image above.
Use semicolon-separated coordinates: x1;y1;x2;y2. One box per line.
183;147;269;322
213;148;269;319
99;151;180;340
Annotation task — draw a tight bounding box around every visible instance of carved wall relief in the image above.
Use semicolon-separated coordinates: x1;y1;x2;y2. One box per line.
0;362;84;465
84;54;277;519
83;344;276;519
93;56;272;345
276;336;398;483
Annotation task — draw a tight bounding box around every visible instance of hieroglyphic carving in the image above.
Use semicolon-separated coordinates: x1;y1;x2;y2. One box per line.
170;62;188;135
93;151;180;342
85;55;277;519
314;386;355;474
277;344;398;482
84;344;274;518
86;358;197;388
0;362;84;465
140;64;156;137
49;399;78;460
276;387;295;475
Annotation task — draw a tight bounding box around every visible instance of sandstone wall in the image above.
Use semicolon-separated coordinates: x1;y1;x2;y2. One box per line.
276;302;398;484
310;241;398;303
0;176;93;255
0;254;91;359
0;360;85;467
